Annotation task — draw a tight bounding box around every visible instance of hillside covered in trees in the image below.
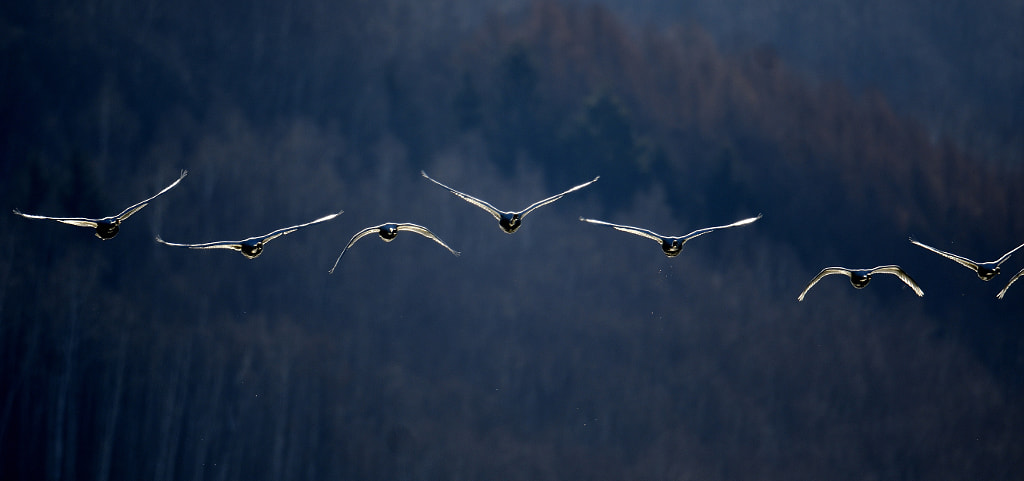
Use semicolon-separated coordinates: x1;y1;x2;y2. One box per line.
598;0;1024;164
1;1;1021;479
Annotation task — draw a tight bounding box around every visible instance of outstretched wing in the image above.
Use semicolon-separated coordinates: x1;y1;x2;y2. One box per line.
259;210;343;245
579;217;664;244
797;267;852;301
871;265;924;297
996;267;1023;300
113;170;188;221
397;223;461;257
519;176;599;218
421;171;504;221
994;242;1024;266
12;209;99;228
329;226;383;273
681;214;763;241
155;235;243;252
909;238;979;271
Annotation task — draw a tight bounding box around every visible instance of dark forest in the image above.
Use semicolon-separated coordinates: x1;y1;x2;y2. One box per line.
1;0;1022;479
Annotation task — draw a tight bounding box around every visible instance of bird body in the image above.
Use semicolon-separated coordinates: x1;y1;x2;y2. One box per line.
329;222;459;273
156;210;342;259
13;170;188;239
377;224;401;241
422;171;599;234
797;265;923;301
579;214;762;257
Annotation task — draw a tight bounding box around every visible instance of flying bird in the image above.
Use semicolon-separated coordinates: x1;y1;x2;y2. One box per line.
155;210;342;259
797;265;924;301
12;170;188;240
996;268;1023;300
578;214;762;257
329;223;459;273
421;170;599;234
909;237;1024;281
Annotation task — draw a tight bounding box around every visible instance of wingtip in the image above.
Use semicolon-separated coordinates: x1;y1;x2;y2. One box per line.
742;213;763;224
329;251;346;274
908;237;930;250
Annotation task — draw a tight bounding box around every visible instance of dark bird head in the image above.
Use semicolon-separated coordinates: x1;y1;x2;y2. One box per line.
94;219;120;240
976;263;1000;281
661;238;684;257
499;213;522;234
849;270;872;289
379;224;400;241
239;240;264;259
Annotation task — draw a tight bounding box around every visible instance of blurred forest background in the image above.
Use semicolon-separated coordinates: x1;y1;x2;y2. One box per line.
1;0;1022;479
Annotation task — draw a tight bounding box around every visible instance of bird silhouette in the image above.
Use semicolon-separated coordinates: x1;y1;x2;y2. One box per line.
329;223;460;273
996;268;1023;299
910;238;1024;281
422;170;599;234
156;210;342;259
13;170;188;240
797;265;923;301
578;214;762;257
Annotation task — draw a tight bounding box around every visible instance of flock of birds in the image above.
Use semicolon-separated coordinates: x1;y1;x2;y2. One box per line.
11;169;1024;301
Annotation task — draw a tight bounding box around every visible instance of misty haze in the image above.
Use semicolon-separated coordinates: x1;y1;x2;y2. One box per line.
1;1;1022;480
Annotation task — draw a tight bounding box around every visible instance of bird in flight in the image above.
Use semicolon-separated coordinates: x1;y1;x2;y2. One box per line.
329;222;459;273
797;265;923;301
421;170;599;234
996;268;1023;300
12;170;188;240
578;214;762;257
156;210;342;259
909;237;1024;281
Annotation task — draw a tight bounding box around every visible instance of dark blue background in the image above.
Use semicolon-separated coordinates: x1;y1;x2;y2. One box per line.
1;1;1021;479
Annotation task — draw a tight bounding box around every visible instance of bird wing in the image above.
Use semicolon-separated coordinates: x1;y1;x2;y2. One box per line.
329;226;383;273
993;241;1024;266
396;223;460;257
996;267;1023;299
155;235;243;252
681;214;763;241
421;171;503;221
12;209;99;227
909;238;979;271
871;265;924;297
519;176;599;218
797;267;852;301
579;217;664;244
113;170;188;221
258;210;343;245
